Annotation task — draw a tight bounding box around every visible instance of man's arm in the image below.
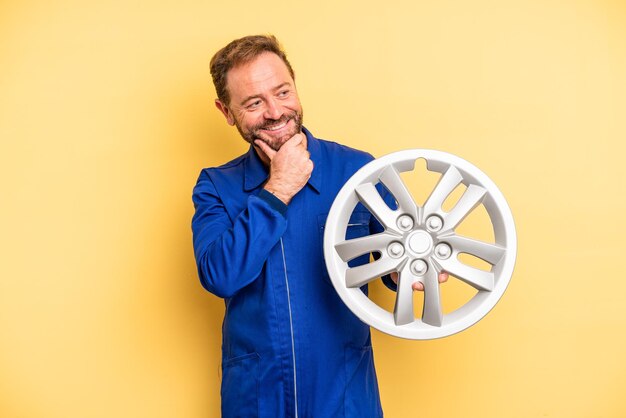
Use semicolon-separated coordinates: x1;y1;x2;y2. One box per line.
192;170;288;298
192;133;312;298
369;183;399;291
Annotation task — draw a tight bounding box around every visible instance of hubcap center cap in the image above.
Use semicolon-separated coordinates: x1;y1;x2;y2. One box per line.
407;231;433;255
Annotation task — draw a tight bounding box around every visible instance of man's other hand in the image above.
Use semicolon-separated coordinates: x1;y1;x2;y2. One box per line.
390;271;449;291
255;133;313;205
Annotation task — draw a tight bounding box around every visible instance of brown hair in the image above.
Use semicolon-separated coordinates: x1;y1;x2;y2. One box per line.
210;34;295;106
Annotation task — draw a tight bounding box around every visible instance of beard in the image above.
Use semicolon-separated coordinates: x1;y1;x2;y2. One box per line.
235;109;304;151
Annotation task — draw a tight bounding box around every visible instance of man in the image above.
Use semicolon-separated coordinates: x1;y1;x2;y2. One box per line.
192;35;447;418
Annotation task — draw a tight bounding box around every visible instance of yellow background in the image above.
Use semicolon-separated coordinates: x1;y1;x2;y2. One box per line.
1;0;625;417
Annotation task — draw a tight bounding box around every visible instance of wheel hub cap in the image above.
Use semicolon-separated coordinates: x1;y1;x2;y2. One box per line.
407;231;433;255
323;149;517;340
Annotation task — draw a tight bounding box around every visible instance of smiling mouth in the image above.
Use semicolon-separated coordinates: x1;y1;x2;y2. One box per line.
262;119;290;132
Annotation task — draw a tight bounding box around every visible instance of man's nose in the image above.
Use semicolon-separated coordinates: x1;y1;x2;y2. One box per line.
263;98;283;120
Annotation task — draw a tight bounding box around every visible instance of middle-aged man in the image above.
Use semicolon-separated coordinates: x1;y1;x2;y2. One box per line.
192;35;448;418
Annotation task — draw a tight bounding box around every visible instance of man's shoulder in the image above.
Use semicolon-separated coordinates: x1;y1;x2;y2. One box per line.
197;151;248;180
318;138;374;175
204;152;248;172
193;151;250;194
317;137;373;157
315;136;375;165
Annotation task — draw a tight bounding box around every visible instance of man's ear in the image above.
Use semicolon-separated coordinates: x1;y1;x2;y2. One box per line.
215;99;235;126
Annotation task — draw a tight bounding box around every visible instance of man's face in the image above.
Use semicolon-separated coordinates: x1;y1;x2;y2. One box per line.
216;52;303;151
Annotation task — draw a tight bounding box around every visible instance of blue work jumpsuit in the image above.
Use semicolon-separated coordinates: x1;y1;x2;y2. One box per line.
192;127;385;418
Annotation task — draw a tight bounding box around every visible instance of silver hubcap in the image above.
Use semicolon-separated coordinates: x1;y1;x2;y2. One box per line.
323;149;517;340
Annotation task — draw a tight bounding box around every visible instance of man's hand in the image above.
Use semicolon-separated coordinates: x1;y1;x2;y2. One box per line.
255;133;313;205
390;271;449;291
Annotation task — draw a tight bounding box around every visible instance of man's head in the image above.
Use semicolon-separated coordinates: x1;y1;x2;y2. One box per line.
211;35;303;151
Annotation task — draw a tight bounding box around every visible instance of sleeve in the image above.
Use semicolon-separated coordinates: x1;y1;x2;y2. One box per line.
191;170;288;298
370;183;398;292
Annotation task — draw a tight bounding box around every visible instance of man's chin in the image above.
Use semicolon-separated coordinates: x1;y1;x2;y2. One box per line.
254;130;299;151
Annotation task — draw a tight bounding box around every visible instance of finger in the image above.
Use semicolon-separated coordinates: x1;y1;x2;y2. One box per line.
390;272;399;284
412;281;424;291
254;140;277;161
438;271;449;283
287;132;306;149
292;132;305;145
280;132;302;147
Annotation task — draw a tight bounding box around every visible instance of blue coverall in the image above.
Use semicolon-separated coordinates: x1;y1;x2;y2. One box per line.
192;127;385;418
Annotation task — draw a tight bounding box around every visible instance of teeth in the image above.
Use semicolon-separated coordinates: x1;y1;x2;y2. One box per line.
266;121;287;131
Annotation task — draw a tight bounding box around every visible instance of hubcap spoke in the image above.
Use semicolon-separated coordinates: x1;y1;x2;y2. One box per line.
445;235;506;265
379;166;419;222
442;185;487;232
423;166;463;215
355;183;398;233
434;257;494;291
394;264;416;326
422;267;443;327
335;233;398;262
346;257;406;288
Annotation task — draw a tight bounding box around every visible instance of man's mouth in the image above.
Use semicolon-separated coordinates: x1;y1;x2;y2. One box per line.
250;111;302;147
262;119;290;132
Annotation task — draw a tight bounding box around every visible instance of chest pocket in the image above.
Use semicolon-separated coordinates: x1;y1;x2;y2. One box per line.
318;211;372;285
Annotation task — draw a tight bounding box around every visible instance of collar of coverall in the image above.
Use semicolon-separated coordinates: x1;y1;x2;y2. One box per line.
244;126;322;194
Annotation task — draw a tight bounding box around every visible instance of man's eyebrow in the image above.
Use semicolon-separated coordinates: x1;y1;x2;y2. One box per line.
272;82;291;92
239;94;262;106
239;82;293;106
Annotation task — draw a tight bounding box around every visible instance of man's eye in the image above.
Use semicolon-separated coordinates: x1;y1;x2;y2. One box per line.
278;90;289;97
247;100;262;109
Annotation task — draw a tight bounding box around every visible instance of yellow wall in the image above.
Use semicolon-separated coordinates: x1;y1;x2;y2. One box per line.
1;0;625;417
